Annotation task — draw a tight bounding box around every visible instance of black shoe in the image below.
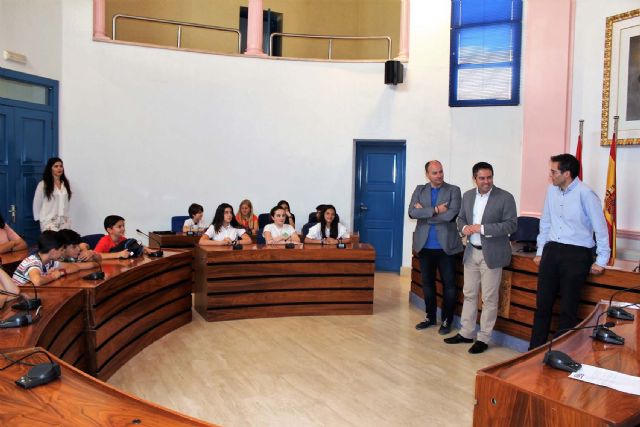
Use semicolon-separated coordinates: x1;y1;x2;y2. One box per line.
415;318;436;330
468;341;488;354
444;333;473;344
438;320;452;335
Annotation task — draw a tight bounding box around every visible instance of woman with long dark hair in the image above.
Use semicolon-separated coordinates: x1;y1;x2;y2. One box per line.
0;213;27;254
32;157;73;231
199;203;252;246
304;205;350;244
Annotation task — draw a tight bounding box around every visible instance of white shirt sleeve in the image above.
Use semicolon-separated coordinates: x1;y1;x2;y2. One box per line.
337;223;350;239
306;223;322;240
184;218;194;228
204;225;215;239
32;181;44;221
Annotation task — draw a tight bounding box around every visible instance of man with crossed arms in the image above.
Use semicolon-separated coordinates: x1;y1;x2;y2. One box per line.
444;162;517;354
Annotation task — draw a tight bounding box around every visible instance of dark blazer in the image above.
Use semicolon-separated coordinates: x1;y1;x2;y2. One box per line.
457;185;517;269
408;182;463;255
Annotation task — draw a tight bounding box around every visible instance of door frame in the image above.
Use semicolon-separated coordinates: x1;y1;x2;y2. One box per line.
353;139;406;272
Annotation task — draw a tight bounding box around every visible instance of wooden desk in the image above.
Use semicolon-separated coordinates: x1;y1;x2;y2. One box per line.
0;248;29;275
195;243;376;321
0;348;217;426
22;250;193;380
148;232;201;249
410;245;640;341
474;303;640;426
0;289;88;371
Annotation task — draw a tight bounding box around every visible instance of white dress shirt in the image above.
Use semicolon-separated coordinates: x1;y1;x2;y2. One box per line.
203;224;246;241
306;222;350;240
469;187;492;246
263;223;295;240
32;181;70;230
183;218;209;231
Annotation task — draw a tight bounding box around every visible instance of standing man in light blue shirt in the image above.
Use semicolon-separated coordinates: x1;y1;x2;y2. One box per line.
529;154;610;349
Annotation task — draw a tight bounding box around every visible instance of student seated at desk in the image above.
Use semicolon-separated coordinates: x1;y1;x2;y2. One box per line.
1;264;20;307
200;203;252;246
12;231;72;286
236;199;259;236
58;229;101;269
277;200;296;229
95;215;154;259
263;206;300;244
304;205;350;244
0;213;27;255
183;203;208;233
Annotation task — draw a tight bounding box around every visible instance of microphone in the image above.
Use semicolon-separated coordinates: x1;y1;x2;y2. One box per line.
231;239;243;250
0;289;40;328
83;257;105;281
591;310;625;345
136;229;163;257
11;349;62;389
337;237;346;249
543;320;616;373
607;284;640;321
11;280;41;311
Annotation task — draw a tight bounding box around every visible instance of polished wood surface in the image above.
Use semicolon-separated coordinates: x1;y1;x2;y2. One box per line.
148;232;201;248
0;289;88;370
195;243;376;321
474;303;640;426
0;248;30;275
0;348;217;426
20;250;193;379
410;244;640;341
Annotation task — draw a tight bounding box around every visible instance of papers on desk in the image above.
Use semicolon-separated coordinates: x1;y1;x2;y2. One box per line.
570;364;640;396
599;300;640;310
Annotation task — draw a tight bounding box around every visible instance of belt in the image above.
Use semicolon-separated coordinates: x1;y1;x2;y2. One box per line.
470;243;482;250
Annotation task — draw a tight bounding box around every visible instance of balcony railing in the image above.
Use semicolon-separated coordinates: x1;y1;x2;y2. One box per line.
269;33;392;60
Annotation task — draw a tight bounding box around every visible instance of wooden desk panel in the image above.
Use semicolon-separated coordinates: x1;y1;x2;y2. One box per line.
0;248;29;275
474;303;640;426
195;243;376;321
148;232;201;249
0;348;217;426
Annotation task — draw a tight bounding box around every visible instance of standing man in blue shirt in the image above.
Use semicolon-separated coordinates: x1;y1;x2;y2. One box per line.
408;160;463;335
529;154;610;349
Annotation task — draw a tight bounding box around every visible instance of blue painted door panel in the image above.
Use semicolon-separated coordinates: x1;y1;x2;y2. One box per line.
0;106;13;228
354;141;406;271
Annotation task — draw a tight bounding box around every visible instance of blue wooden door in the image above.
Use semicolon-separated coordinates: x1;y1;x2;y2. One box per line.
0;68;58;244
354;140;406;271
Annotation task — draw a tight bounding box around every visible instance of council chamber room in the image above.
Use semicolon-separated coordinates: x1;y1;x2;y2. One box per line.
0;0;639;426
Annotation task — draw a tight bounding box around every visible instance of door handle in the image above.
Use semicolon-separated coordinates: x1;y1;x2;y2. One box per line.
359;203;368;212
9;204;16;223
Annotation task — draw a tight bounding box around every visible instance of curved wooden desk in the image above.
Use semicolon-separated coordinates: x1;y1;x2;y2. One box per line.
0;248;30;275
21;250;193;380
195;243;376;321
0;348;217;426
474;303;640;426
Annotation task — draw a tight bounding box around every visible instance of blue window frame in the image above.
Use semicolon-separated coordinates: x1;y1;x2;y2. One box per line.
449;0;523;107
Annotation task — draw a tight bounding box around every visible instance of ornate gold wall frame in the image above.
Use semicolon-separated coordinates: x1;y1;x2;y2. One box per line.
601;9;640;146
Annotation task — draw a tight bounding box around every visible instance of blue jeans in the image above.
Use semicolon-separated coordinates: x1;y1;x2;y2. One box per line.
418;248;457;323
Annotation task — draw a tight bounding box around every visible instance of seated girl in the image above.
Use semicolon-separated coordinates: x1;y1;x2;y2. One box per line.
263;206;300;244
236;199;259;236
199;203;252;246
304;205;351;244
277;200;296;229
0;213;28;255
183;203;208;233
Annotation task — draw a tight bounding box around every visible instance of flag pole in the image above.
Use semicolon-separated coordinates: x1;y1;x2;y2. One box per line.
605;116;618;266
577;119;584;180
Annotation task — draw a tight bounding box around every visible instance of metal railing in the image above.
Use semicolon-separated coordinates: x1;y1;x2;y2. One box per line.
269;33;392;60
112;14;242;53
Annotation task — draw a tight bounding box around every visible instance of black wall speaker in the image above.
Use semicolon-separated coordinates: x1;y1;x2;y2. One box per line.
385;60;404;85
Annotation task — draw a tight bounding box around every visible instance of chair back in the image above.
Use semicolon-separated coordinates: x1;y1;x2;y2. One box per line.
256;228;266;244
258;213;272;229
171;216;190;233
510;216;540;242
81;233;105;250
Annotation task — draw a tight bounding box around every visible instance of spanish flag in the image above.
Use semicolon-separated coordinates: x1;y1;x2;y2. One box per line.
604;127;617;265
576;132;583;180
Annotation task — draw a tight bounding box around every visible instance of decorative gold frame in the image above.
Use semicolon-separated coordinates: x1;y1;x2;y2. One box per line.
601;8;640;146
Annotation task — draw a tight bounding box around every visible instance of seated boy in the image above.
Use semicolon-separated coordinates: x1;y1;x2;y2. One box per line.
94;215;153;259
57;229;101;270
11;231;72;286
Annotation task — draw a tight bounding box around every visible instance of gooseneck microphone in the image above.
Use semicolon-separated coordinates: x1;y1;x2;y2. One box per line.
337;237;346;249
83;257;105;281
136;229;163;257
591;310;625;345
607;283;640;321
11;280;41;311
7;349;62;389
543;320;616;373
0;289;41;328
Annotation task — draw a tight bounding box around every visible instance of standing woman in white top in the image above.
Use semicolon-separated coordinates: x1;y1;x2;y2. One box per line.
199;203;252;246
304;205;350;244
263;205;300;244
33;157;72;232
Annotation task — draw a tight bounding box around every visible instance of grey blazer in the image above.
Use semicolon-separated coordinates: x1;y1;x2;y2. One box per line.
457;186;517;269
408;182;463;255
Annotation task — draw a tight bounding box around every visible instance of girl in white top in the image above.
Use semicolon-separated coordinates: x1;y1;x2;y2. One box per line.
199;203;252;246
305;205;351;244
183;203;208;233
263;206;300;244
32;157;72;232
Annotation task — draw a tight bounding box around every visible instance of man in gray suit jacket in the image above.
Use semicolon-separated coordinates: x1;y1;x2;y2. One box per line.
408;160;463;335
444;162;517;354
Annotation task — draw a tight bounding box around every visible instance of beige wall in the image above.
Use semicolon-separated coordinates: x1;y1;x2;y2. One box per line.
105;0;399;59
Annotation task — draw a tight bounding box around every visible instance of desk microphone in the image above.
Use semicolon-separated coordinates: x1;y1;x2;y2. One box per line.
607;284;640;321
543;321;615;373
591;310;625;345
136;229;163;257
11;280;41;311
83;258;105;281
0;289;41;328
231;239;243;250
12;349;61;389
337;237;346;249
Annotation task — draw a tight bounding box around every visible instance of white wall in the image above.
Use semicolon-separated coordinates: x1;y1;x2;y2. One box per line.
3;0;526;268
570;0;640;258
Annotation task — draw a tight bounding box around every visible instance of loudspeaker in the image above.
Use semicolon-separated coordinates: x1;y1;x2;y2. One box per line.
384;60;404;85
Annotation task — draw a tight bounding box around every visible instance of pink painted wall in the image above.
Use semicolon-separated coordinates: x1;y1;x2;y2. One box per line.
520;0;575;216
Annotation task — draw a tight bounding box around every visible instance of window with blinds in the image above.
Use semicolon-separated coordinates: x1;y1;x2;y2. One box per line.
449;0;523;107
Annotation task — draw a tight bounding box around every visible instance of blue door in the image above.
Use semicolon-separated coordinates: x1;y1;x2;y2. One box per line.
0;68;58;244
354;140;406;271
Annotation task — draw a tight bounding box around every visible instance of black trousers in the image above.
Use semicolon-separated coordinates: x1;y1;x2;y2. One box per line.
529;241;593;349
417;248;457;324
